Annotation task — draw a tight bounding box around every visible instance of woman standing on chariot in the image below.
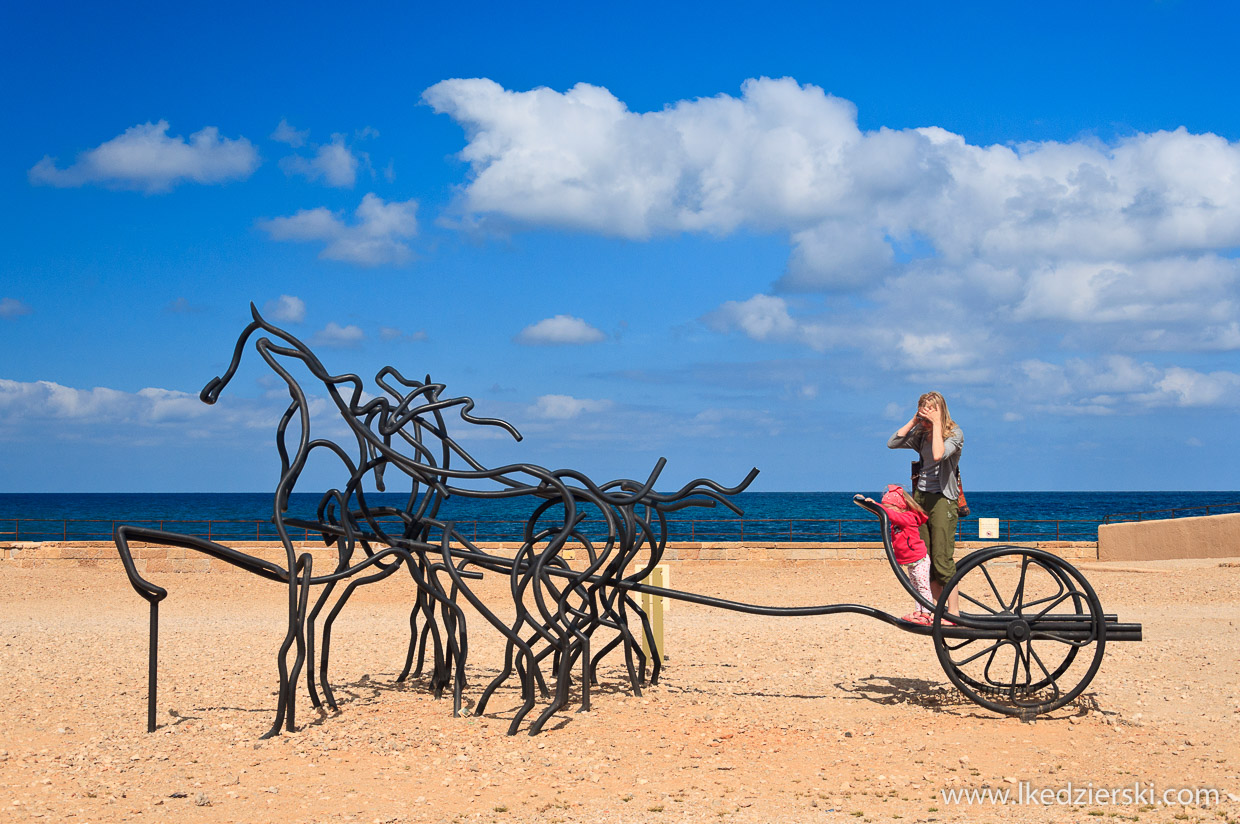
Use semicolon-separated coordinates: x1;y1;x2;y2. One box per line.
887;391;963;616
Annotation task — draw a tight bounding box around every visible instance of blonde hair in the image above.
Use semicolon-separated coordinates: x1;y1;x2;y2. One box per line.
919;391;959;437
900;488;925;515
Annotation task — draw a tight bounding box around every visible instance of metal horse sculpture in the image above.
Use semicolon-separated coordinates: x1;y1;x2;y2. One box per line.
116;306;1140;736
115;305;758;737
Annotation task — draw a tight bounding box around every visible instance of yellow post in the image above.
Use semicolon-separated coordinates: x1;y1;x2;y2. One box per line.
640;564;669;662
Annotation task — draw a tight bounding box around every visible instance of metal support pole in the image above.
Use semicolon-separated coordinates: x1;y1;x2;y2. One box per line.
640;565;669;663
148;600;159;733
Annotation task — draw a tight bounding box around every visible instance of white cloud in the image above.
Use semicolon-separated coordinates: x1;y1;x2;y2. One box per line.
312;322;365;348
379;326;427;342
783;221;895;290
1114;321;1240;353
424;77;869;240
701;295;839;351
271;118;309;148
689;407;780;437
1152;367;1240;407
704;294;796;341
528;394;613;420
896;332;979;372
0;377;316;449
280;134;361;187
429;76;1240;363
0;379;209;424
1010;357;1240;412
136;387;213;422
1;298;32;319
515;315;606;345
720;295;1240;416
264;294;306;323
164;297;204;314
1013;256;1240;325
29;120;259;193
258;193;418;266
426;77;1240;268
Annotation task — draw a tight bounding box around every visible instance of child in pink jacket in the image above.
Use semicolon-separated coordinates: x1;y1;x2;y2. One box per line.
880;484;934;625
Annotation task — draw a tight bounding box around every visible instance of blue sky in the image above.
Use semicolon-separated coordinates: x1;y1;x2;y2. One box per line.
3;0;1239;493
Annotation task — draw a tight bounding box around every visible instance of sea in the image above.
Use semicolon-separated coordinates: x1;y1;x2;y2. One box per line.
2;491;1238;544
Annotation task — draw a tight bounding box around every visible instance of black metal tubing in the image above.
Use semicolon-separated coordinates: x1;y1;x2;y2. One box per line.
111;306;1141;736
848;495;1141;640
930;546;1111;717
115;306;760;736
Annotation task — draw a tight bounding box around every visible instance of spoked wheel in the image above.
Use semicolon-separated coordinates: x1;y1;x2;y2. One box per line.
932;547;1106;718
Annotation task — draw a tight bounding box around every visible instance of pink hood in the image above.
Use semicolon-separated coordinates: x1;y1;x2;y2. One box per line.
881;484;906;510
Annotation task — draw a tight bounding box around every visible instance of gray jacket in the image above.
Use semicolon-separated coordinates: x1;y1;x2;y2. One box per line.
887;425;964;500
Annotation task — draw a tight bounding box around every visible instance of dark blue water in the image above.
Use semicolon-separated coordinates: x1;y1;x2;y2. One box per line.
2;491;1238;542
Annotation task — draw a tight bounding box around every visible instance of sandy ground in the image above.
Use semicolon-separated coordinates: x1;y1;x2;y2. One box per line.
2;558;1239;824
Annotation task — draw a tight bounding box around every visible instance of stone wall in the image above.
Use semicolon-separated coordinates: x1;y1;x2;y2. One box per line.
1098;512;1240;561
0;539;1099;573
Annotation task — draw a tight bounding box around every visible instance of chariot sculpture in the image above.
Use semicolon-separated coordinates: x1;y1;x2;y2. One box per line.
114;306;1140;737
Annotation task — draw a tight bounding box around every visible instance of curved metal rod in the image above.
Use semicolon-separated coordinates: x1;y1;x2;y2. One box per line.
851;494;939;615
135;307;1122;738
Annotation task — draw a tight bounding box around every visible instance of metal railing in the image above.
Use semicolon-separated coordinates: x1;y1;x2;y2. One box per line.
0;516;1106;543
1103;502;1240;524
6;502;1237;545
